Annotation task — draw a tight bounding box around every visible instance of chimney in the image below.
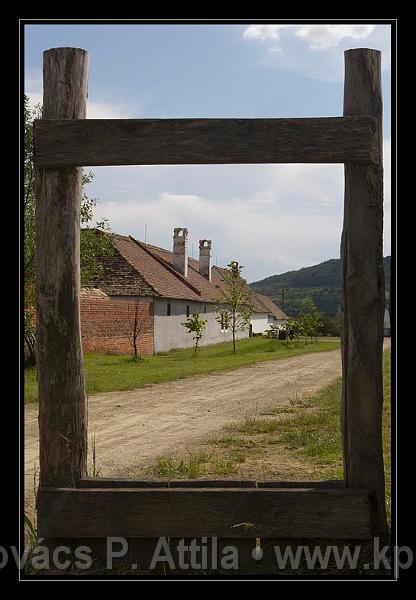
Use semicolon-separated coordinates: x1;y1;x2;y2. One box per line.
173;227;189;276
199;239;212;281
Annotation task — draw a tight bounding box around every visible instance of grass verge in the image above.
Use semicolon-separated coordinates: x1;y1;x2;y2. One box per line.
145;350;391;521
25;336;339;403
262;349;391;519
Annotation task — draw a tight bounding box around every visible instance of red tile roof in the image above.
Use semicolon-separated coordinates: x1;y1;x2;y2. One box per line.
254;293;288;320
91;230;287;319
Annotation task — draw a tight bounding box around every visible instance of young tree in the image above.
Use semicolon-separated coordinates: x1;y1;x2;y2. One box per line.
214;261;254;353
24;96;114;365
282;317;303;347
182;312;208;357
127;296;151;360
299;299;323;343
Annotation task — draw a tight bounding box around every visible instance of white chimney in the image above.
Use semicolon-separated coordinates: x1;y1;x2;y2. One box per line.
173;227;188;277
199;239;212;281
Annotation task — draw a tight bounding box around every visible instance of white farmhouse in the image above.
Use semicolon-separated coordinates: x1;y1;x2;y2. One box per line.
81;227;288;355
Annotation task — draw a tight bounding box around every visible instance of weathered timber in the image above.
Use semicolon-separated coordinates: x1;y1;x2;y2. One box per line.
79;478;169;488
166;480;257;488
340;48;387;536
37;487;374;539
79;478;343;488
35;48;88;487
79;478;256;488
33;116;379;167
257;480;346;488
33;45;388;547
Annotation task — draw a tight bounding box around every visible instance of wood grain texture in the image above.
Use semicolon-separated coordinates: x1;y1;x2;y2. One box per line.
78;478;343;489
79;478;256;488
35;48;88;487
341;48;387;535
37;487;375;539
33;116;379;167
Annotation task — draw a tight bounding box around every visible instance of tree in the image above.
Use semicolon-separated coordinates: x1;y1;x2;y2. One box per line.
24;97;40;367
24;95;114;366
182;312;208;357
214;261;254;353
127;296;151;360
299;299;323;343
289;317;303;340
319;314;341;337
281;317;303;347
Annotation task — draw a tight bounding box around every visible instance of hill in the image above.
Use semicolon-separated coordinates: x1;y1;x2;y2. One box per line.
250;257;391;317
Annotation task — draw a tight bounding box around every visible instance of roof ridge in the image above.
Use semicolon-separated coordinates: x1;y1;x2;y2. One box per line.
129;237;203;298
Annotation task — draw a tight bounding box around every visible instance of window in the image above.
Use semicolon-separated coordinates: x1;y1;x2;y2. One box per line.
186;305;190;317
204;305;207;314
167;303;172;316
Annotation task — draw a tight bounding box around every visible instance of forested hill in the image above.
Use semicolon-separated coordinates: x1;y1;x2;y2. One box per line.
250;257;391;317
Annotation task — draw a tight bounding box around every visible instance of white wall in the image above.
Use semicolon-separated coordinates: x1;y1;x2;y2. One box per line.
153;299;249;353
268;316;287;329
250;313;269;334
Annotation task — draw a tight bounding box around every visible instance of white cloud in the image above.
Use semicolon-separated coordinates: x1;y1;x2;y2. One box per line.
94;183;342;280
241;24;391;81
86;101;134;119
243;24;292;42
294;24;375;50
243;24;375;51
87;141;391;281
24;68;137;118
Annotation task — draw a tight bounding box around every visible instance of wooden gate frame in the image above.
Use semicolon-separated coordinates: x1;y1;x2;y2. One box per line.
33;47;387;546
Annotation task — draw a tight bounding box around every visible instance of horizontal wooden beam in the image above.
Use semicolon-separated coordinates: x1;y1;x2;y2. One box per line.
33;116;379;167
79;478;257;488
78;478;345;489
37;486;374;539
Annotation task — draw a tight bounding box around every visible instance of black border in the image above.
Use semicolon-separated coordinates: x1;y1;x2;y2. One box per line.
16;17;398;583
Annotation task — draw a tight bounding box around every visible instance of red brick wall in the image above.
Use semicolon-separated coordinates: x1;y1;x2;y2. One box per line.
80;296;154;355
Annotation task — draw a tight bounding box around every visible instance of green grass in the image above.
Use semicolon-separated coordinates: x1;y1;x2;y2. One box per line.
226;418;283;435
265;349;391;520
148;451;210;479
212;458;240;475
24;336;339;403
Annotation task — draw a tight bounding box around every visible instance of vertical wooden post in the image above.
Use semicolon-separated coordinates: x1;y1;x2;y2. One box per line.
341;48;386;534
35;48;89;487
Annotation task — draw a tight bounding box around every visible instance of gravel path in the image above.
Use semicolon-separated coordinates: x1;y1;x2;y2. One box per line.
25;348;346;516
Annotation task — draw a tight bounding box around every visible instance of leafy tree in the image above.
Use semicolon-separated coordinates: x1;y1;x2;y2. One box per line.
266;323;280;338
319;314;341;337
289;317;303;340
299;299;323;343
214;261;254;353
24;95;114;366
281;317;303;347
182;312;208;357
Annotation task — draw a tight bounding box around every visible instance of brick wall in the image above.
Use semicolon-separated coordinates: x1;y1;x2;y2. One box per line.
80;295;154;355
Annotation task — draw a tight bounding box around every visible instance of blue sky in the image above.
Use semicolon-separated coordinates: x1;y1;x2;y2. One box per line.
25;23;392;281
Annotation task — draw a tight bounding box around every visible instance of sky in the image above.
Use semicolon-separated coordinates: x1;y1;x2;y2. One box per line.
24;22;392;282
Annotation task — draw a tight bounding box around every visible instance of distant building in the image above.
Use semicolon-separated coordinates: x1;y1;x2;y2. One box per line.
80;227;288;355
249;294;288;334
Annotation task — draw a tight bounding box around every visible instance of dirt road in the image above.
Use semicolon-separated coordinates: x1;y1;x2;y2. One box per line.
25;348;346;515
